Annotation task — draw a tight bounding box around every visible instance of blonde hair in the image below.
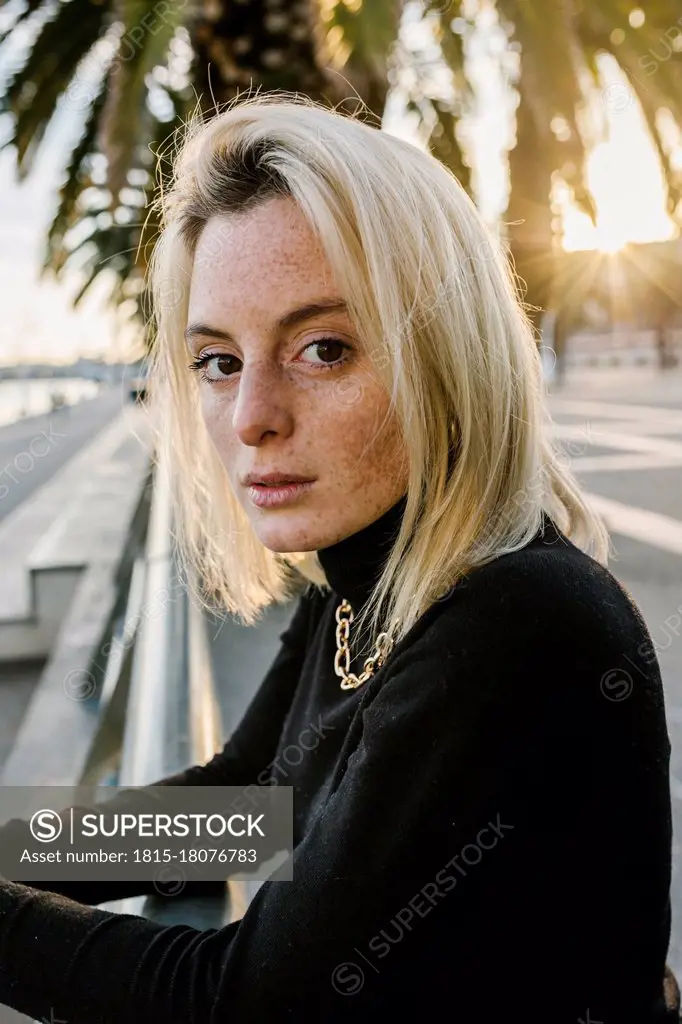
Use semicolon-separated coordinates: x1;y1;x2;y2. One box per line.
145;91;612;649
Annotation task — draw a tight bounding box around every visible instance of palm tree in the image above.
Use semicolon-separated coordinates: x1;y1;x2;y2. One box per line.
0;0;404;345
1;0;681;356
387;0;682;360
493;0;682;365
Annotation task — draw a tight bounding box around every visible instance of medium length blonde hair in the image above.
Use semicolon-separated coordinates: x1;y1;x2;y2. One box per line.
145;91;611;647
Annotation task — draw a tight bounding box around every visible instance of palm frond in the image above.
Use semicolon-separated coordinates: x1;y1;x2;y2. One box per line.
42;74;111;275
578;1;682;223
616;52;682;217
0;0;52;48
97;0;186;199
396;3;474;194
0;0;110;175
586;0;682;124
497;0;595;222
41;85;189;319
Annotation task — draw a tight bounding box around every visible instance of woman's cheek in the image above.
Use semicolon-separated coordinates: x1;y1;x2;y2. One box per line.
200;393;236;458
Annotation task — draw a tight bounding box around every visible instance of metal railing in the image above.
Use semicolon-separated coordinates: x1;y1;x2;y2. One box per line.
103;447;246;926
1;430;261;927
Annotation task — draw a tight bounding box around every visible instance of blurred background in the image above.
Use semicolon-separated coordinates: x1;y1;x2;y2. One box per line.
0;0;681;994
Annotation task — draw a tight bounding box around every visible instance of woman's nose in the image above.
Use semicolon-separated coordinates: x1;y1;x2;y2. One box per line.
231;360;294;446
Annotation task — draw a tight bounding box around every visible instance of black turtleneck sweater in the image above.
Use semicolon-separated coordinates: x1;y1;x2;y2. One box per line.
0;499;677;1023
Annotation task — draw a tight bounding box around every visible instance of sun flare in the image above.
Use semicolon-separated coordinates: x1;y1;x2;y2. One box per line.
561;59;677;254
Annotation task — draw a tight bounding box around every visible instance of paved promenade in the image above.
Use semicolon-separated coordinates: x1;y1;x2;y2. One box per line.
0;387;125;524
549;366;682;977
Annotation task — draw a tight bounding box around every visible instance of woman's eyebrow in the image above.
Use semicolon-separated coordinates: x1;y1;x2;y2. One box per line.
184;299;349;344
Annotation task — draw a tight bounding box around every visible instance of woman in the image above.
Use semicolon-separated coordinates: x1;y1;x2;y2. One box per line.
0;93;678;1023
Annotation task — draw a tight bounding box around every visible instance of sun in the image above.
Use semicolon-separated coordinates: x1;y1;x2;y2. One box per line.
560;57;677;254
560;145;676;253
595;230;626;255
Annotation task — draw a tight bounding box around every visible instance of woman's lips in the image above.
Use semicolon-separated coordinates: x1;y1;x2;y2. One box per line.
247;480;315;508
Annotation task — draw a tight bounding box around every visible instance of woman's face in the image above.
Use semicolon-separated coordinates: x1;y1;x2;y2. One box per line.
185;195;409;553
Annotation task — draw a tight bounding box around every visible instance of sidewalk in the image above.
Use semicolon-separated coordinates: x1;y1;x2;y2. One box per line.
548;365;682;407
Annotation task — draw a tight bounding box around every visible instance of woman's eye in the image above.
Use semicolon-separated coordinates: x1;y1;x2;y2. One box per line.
299;337;351;368
187;353;239;382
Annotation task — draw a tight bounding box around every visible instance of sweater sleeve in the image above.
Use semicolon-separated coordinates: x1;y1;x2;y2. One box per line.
0;587;316;908
0;562;671;1023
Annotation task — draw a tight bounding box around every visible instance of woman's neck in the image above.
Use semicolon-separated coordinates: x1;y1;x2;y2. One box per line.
316;494;408;614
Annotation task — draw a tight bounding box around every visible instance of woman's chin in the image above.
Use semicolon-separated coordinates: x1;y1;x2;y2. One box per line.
250;512;328;555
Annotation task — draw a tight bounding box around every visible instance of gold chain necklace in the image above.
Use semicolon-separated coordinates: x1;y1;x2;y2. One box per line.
334;599;400;690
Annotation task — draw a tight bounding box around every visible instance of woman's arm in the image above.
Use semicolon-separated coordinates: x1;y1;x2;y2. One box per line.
0;558;669;1023
0;587;317;907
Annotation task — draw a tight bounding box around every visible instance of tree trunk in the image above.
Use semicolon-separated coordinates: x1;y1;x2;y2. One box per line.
505;67;555;349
